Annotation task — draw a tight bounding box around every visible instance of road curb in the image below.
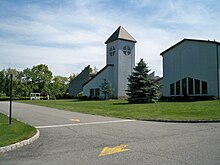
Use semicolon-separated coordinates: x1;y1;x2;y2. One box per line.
0;129;40;153
142;119;220;123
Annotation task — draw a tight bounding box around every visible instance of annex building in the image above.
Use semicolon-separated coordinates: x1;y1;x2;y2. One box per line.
69;26;137;99
161;39;220;99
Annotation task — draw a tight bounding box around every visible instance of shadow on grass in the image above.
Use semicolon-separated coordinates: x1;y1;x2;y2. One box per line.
113;102;157;105
112;102;129;105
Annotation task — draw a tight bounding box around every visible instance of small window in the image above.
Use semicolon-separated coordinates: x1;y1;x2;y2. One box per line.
123;46;131;55
176;81;180;95
109;46;115;56
95;88;100;97
170;83;174;95
202;81;207;94
188;77;194;95
182;78;187;96
195;79;200;94
90;89;94;97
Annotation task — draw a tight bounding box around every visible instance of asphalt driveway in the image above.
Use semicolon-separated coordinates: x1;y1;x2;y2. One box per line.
0;102;219;165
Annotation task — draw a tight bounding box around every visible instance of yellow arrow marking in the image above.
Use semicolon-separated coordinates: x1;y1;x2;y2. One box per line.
99;144;129;157
69;119;80;122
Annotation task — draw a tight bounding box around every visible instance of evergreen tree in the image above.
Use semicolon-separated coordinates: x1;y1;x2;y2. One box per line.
126;59;159;103
100;79;112;100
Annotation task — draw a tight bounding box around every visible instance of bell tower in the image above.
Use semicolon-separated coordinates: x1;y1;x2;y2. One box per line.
105;26;137;97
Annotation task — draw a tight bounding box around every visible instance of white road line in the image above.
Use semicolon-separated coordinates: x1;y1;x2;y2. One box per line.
35;119;136;129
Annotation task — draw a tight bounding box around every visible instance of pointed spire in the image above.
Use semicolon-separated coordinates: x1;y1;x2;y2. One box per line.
105;26;137;44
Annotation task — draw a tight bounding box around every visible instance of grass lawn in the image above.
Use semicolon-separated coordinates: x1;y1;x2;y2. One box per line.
19;99;220;121
0;113;36;147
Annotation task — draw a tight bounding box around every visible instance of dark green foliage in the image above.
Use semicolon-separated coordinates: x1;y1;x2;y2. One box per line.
126;59;159;103
100;79;112;100
50;76;69;99
90;66;98;74
31;64;53;94
0;64;70;100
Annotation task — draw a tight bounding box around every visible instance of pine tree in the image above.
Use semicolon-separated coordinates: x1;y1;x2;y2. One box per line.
126;59;159;103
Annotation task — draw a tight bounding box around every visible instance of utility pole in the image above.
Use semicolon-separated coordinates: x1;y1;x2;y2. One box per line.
9;74;12;124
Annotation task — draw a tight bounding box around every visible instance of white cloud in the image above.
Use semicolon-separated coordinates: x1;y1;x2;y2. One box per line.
0;41;105;76
0;0;220;77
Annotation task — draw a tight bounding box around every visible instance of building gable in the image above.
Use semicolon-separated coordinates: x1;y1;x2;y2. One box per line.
160;38;220;56
83;65;114;98
82;64;114;87
69;65;90;97
161;38;220;98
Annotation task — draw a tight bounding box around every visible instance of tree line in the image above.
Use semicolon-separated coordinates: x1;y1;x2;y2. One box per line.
0;64;77;100
0;60;160;103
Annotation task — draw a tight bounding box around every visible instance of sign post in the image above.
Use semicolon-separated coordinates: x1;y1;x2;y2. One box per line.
9;74;12;125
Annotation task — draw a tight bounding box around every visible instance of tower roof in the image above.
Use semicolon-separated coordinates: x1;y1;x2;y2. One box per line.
105;26;137;44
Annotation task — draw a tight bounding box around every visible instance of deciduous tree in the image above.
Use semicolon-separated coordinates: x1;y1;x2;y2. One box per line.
31;64;53;94
100;79;112;100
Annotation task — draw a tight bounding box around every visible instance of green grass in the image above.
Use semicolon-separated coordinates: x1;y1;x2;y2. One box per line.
19;99;220;121
0;113;36;147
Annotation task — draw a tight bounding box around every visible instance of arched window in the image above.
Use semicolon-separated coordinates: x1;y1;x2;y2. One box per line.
109;46;115;56
123;46;131;55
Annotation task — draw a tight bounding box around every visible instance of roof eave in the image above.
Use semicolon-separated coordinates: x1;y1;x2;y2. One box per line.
105;38;137;44
82;64;114;87
160;38;220;56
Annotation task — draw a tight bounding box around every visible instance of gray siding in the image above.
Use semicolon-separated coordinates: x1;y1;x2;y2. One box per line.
218;45;220;98
83;65;114;98
106;40;119;96
117;40;135;97
105;40;135;98
162;40;219;97
69;66;90;97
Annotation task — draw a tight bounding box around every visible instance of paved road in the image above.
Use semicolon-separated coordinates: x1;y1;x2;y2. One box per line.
0;102;219;165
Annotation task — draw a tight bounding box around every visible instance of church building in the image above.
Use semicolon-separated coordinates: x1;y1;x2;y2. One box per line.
69;26;137;99
161;39;220;99
83;26;136;99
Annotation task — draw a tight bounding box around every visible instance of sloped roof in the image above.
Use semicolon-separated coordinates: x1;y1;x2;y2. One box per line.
160;38;220;56
82;64;114;87
105;26;137;44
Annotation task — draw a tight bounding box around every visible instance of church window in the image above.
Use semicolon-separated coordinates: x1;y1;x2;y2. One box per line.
109;46;115;56
90;89;94;97
202;81;207;94
195;79;200;94
176;81;180;95
188;77;194;95
182;78;187;96
123;46;131;55
95;88;100;97
170;77;207;96
170;83;174;95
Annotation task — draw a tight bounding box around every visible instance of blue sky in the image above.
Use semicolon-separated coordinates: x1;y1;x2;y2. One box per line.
0;0;220;77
